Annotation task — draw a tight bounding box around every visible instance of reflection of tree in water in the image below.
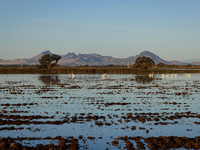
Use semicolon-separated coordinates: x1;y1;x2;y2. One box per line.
38;75;60;85
135;75;154;84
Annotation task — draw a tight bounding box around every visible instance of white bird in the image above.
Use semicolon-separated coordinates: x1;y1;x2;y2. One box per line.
149;74;153;78
162;74;165;78
166;74;169;78
71;73;75;79
188;74;191;78
171;74;173;78
175;74;177;78
82;75;84;79
86;74;89;78
102;74;106;79
69;73;71;78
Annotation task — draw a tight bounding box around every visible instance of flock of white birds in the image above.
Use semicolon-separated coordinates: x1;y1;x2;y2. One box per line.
149;73;191;79
68;73;110;79
68;73;191;79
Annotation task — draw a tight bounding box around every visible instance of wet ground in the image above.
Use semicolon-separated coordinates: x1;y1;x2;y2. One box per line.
0;73;200;149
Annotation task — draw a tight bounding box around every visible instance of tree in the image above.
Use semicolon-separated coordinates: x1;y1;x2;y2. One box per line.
36;54;61;70
133;56;155;69
157;62;165;68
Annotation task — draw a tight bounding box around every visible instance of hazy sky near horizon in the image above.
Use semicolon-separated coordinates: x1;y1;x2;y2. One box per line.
0;0;200;61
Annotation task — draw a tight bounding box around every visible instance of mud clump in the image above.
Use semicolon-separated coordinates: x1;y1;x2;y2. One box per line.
112;140;119;146
124;140;134;150
131;126;136;130
95;121;103;126
145;136;200;150
0;137;79;150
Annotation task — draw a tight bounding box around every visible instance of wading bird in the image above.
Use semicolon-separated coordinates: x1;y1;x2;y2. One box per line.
71;73;75;79
102;74;106;79
149;74;153;78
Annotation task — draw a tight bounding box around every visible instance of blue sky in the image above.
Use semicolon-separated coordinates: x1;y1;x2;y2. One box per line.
0;0;200;61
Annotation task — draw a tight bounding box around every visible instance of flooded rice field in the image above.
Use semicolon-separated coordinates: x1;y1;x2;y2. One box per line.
0;73;200;149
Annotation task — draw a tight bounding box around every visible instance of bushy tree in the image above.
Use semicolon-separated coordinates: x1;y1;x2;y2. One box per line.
36;54;61;70
157;62;165;68
133;56;155;69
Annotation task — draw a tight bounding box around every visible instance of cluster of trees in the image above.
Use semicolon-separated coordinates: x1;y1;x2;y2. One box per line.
157;62;165;67
36;54;61;70
132;56;155;69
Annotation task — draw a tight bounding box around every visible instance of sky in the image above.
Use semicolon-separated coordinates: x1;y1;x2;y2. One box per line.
0;0;200;61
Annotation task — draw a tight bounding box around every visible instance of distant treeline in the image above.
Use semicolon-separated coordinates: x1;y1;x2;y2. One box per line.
0;64;128;68
0;64;36;67
0;65;200;74
0;63;199;68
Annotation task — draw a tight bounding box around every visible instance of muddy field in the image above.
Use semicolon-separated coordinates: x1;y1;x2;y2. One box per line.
0;73;200;149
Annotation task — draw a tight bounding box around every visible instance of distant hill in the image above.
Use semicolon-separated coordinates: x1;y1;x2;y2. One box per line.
0;50;52;65
182;58;200;63
137;51;169;64
0;50;196;66
191;61;200;65
28;50;52;63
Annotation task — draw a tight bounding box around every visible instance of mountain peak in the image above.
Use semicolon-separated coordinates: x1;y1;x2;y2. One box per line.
138;51;167;64
42;50;52;55
139;51;154;56
62;52;78;59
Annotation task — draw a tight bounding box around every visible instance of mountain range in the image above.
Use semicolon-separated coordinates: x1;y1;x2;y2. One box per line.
181;58;200;63
1;50;200;66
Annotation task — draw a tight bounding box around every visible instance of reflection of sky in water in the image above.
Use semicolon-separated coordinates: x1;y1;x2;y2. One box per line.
0;73;200;149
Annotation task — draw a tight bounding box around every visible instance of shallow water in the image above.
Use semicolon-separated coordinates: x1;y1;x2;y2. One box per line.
0;73;200;149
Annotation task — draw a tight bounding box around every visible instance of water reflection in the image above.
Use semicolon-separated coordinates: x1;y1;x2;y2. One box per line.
135;75;154;84
38;75;60;85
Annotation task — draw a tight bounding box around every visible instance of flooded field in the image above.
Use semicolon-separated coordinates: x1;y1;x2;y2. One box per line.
0;73;200;149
